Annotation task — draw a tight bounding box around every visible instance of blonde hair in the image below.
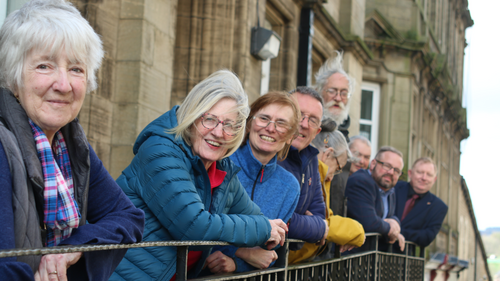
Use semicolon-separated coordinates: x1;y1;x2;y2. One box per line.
170;70;249;158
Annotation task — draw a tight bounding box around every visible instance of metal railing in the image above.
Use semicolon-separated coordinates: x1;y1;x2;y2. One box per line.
0;233;425;281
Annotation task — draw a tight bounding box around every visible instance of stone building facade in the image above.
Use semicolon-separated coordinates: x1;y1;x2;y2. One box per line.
0;0;491;280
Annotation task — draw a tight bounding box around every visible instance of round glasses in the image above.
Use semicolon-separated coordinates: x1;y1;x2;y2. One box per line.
201;113;241;136
253;115;291;134
324;87;350;99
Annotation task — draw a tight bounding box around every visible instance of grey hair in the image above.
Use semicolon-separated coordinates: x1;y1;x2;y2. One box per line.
0;0;104;94
289;86;324;116
171;70;250;158
349;135;372;149
314;50;355;97
375;146;404;168
311;130;352;160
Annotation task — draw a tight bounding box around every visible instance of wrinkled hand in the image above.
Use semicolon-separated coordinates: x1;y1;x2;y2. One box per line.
205;251;236;274
266;219;288;249
34;252;82;281
384;218;401;240
236;247;277;269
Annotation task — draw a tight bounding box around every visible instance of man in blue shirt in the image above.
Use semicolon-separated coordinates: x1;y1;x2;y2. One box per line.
345;146;405;252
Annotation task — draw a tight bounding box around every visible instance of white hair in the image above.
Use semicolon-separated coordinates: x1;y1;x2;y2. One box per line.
312;129;352;160
0;0;104;93
171;70;250;158
314;50;355;98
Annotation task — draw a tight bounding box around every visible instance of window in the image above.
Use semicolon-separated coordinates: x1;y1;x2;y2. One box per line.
360;82;380;159
0;0;30;26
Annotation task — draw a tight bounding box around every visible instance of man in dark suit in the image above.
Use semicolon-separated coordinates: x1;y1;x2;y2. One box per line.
345;146;405;252
395;157;448;247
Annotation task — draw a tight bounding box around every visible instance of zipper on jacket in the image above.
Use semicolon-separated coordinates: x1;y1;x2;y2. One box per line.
301;174;305;184
251;165;265;200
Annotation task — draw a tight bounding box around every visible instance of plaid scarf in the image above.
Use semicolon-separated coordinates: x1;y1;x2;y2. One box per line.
29;120;80;247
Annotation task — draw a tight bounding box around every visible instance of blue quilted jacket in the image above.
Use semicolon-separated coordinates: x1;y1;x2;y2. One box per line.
111;106;272;281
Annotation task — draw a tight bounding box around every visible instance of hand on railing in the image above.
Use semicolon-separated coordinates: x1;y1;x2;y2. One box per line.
205;251;236;274
235;246;277;269
34;252;82;281
266;219;288;249
384;218;401;240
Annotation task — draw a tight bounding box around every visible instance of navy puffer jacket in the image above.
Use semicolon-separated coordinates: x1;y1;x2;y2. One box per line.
111;106;271;281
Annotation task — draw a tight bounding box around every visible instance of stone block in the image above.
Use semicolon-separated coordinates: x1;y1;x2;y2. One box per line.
144;0;178;34
137;104;163;134
120;0;145;19
110;144;135;179
153;29;175;76
114;61;141;103
141;21;155;66
117;19;143;61
111;103;140;146
139;64;169;112
87;95;113;144
92;140;112;171
78;94;92;134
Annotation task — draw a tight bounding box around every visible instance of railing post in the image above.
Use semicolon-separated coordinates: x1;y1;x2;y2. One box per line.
275;238;290;281
176;246;189;281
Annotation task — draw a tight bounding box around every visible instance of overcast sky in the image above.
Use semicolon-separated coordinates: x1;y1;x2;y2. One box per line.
460;0;500;231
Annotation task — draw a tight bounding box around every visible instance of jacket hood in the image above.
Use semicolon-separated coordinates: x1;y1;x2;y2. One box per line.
133;105;187;155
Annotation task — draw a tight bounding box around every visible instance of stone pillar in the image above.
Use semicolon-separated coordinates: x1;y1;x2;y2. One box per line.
109;0;178;178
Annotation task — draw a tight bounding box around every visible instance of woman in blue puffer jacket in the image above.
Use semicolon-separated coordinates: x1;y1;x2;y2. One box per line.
111;70;288;281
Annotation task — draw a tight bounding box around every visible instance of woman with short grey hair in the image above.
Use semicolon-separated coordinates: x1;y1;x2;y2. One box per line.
112;70;287;281
0;0;144;280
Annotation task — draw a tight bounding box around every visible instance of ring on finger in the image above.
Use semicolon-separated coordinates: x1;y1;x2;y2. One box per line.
48;270;58;275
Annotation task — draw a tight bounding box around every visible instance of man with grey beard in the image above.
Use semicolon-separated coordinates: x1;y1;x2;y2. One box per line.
315;51;354;141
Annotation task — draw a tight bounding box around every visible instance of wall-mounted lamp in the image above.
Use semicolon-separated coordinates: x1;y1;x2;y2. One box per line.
251;26;281;60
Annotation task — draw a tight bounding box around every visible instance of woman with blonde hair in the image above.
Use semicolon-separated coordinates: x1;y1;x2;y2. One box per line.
111;71;288;280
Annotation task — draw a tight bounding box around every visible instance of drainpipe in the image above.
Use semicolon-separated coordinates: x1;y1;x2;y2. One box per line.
296;8;314;86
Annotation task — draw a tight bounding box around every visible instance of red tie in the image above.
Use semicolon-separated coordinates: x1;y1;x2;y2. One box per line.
401;194;419;220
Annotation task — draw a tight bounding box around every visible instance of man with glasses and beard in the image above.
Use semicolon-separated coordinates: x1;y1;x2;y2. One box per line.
314;50;354;141
345;146;406;252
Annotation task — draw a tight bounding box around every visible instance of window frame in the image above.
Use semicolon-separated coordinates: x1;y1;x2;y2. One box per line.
360;82;380;160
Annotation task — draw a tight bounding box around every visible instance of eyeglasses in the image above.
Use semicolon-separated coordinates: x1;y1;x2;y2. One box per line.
253;115;291;134
334;156;343;175
201;113;241;136
375;159;402;176
324;88;349;99
300;114;320;129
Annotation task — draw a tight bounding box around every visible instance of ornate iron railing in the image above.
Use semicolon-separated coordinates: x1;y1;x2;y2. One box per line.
0;233;424;280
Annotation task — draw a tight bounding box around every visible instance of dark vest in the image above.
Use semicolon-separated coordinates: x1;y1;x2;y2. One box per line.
0;90;90;273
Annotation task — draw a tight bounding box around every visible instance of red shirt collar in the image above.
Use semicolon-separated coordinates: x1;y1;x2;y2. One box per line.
207;162;227;190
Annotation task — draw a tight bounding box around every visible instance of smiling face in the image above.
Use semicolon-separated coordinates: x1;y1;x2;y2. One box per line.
349;139;372;174
321;72;349;123
370;151;403;191
291;93;322;151
248;103;294;165
408;161;437;194
17;48;87;142
191;98;238;170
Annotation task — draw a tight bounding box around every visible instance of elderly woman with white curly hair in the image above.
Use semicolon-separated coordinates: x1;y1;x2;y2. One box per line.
111;70;288;281
0;1;145;280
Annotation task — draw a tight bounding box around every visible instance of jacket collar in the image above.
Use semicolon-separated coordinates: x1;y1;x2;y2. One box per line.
234;140;277;182
287;144;319;168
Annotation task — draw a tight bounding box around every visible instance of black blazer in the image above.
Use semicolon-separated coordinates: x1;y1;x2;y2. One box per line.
345;169;398;237
395;181;448;247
